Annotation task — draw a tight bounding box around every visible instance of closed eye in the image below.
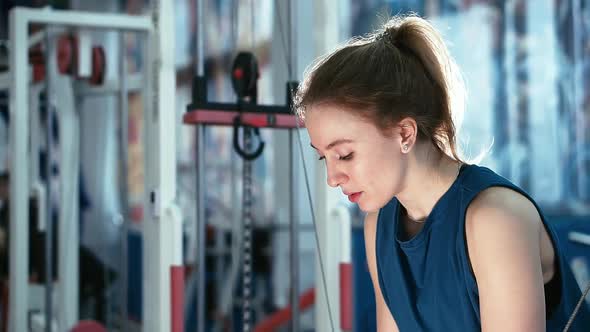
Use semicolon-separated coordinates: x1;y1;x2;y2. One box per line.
339;153;353;161
318;153;353;161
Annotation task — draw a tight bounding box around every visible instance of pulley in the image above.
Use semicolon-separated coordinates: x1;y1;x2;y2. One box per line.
231;51;259;102
231;51;265;161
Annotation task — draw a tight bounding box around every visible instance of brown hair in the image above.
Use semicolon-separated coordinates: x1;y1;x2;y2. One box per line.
295;15;466;161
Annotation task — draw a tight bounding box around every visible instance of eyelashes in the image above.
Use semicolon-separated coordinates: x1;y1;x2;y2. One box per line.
318;153;353;161
340;153;354;161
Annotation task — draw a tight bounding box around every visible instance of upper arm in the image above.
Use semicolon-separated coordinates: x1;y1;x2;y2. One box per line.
364;212;399;332
466;187;546;332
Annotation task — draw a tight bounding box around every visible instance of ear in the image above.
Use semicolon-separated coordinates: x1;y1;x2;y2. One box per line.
398;117;417;153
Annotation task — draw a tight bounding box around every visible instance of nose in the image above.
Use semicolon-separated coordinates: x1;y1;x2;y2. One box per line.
326;162;347;188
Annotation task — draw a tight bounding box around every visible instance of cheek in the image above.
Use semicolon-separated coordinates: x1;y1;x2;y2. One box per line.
366;153;404;196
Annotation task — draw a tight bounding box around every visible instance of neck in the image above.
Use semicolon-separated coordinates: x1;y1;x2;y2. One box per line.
396;142;462;222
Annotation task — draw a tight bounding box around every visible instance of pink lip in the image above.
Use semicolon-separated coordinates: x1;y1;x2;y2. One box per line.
347;192;362;203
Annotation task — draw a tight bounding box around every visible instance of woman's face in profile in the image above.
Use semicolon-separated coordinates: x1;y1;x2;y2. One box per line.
305;104;408;212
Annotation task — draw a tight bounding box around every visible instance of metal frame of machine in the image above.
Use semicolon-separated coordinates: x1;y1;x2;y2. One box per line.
6;4;182;332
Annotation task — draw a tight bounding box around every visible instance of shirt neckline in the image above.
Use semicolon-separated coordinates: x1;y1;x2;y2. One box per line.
395;163;471;248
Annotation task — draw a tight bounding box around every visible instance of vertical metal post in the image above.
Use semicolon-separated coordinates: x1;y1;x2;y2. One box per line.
289;129;299;332
572;0;589;201
195;0;207;330
140;26;151;330
142;0;179;329
195;0;205;77
513;0;530;190
196;125;206;332
491;2;509;176
8;8;29;332
287;0;300;329
118;30;129;332
44;29;54;332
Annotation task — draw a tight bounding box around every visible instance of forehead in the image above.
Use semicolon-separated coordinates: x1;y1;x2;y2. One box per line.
306;103;366;128
305;104;383;145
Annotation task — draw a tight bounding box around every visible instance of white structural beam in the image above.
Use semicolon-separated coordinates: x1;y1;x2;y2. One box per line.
10;7;152;31
142;0;180;331
8;8;30;332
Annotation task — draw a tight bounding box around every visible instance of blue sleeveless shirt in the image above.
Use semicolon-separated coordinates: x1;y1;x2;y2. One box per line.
375;164;590;331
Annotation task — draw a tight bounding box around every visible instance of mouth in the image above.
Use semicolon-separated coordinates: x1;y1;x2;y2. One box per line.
346;192;362;203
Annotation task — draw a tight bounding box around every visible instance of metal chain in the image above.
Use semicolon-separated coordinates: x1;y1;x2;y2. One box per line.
243;0;257;329
242;126;254;332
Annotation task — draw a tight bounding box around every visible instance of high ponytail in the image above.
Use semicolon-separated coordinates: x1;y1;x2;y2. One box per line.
383;16;466;160
296;14;467;162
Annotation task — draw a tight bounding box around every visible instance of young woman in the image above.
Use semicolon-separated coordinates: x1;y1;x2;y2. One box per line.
296;15;589;331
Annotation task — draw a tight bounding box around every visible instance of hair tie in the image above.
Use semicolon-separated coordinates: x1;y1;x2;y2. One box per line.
376;29;394;44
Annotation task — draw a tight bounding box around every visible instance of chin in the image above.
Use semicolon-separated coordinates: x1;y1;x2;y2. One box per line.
359;206;378;213
357;201;380;213
358;196;390;213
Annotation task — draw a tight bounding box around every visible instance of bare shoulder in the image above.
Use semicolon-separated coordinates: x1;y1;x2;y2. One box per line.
465;188;548;330
465;186;542;238
464;186;545;285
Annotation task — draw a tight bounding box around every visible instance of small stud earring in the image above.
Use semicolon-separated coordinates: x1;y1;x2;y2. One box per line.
402;144;409;152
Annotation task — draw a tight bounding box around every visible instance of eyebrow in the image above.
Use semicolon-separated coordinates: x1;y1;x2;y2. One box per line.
310;139;354;151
